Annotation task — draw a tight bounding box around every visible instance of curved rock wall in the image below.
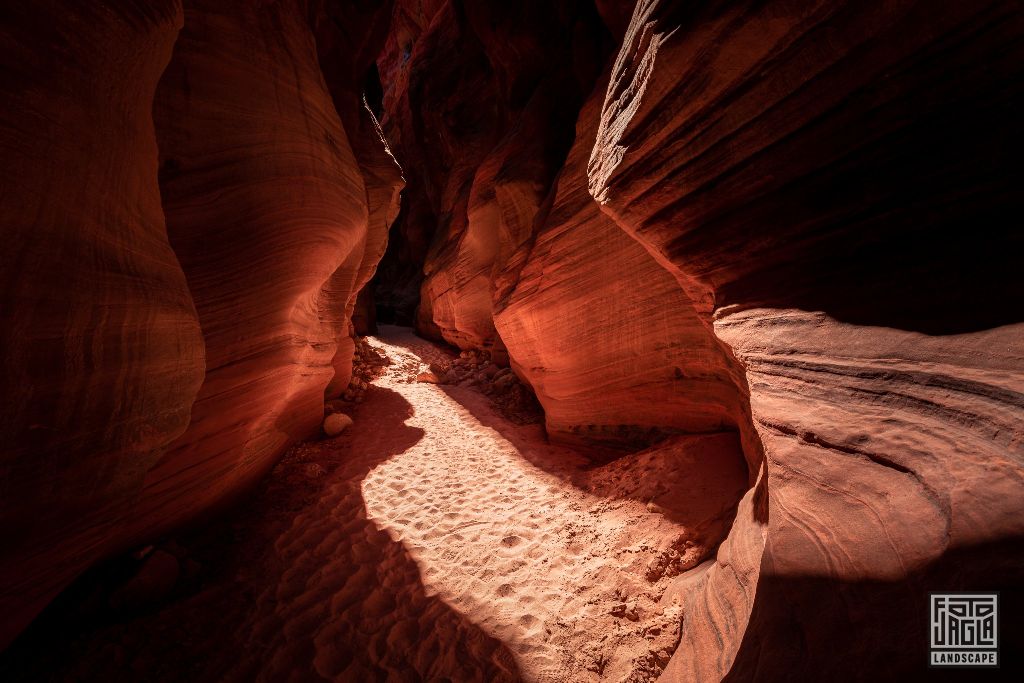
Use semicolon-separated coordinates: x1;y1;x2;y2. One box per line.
125;0;378;542
0;1;204;648
588;0;1024;678
0;0;399;645
314;0;405;397
375;0;1024;676
2;0;1022;674
377;0;749;454
376;0;609;346
493;76;755;452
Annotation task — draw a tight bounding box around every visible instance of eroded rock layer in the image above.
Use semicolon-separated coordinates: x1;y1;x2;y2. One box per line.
374;0;1024;677
1;0;1022;676
587;0;1024;678
1;0;400;644
0;1;204;648
313;0;404;397
126;0;377;542
494;76;754;452
377;0;761;457
376;0;608;346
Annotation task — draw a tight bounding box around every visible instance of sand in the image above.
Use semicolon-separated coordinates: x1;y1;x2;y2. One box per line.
238;326;744;682
0;325;747;683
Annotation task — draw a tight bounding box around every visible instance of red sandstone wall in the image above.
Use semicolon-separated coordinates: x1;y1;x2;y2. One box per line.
588;1;1024;678
0;0;399;645
314;0;404;397
376;0;1024;676
124;0;377;542
0;0;204;648
1;1;1022;674
493;74;754;451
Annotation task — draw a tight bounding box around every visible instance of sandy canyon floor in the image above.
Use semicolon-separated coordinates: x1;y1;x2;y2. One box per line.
1;326;747;683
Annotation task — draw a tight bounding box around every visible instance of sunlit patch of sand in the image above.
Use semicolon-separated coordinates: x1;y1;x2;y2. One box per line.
360;327;746;682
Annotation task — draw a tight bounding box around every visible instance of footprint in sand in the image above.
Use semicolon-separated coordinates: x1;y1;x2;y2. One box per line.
500;535;522;548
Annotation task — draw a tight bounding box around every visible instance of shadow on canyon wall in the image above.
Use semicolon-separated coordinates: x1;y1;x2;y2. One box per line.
723;537;1024;682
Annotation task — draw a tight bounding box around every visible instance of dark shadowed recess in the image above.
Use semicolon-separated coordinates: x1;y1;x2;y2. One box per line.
722;538;1024;681
620;0;1024;335
368;0;614;329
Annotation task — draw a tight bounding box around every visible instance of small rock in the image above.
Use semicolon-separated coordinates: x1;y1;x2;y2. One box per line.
610;602;639;621
416;371;441;384
323;412;353;436
494;372;517;390
304;463;326;478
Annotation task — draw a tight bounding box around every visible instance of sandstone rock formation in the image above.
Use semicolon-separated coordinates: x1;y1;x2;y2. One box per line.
0;0;399;647
313;0;404;397
587;0;1024;678
375;0;1024;677
0;1;204;648
1;0;1022;678
122;0;376;544
493;75;755;452
376;0;608;346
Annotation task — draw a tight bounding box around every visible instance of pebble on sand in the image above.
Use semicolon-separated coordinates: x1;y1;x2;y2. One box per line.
323;412;353;436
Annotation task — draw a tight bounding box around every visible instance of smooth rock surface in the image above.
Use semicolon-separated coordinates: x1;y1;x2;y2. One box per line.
323;413;354;437
0;0;204;648
125;0;375;543
494;73;755;452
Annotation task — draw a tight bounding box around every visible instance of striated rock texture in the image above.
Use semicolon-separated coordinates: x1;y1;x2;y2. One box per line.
0;1;204;649
377;0;753;454
493;75;756;453
0;0;396;650
313;0;404;397
2;0;1022;675
124;0;385;543
376;0;609;345
588;0;1024;678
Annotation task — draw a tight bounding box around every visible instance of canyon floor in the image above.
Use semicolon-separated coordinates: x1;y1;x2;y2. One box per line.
2;326;747;683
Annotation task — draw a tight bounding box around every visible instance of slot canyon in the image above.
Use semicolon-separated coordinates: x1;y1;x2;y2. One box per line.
0;0;1022;680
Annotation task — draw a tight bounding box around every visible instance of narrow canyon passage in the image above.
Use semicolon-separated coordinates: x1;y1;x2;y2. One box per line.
356;328;746;681
255;327;743;681
1;327;746;682
2;1;1022;679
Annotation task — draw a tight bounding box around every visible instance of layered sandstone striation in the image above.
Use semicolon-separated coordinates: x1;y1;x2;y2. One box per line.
313;0;404;397
376;0;608;347
493;77;754;452
378;0;761;456
1;0;1022;676
588;0;1024;678
126;0;391;542
373;0;1024;676
0;1;204;648
0;0;399;646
